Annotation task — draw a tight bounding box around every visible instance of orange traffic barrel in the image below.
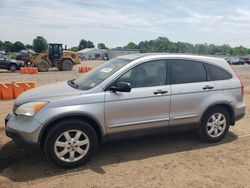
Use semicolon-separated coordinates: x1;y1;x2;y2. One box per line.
80;66;87;73
17;81;36;91
87;67;92;72
20;67;24;74
79;66;85;73
20;67;38;74
27;67;31;74
0;85;2;100
29;67;38;74
25;81;36;90
0;83;14;100
13;82;25;98
23;67;29;74
20;67;29;74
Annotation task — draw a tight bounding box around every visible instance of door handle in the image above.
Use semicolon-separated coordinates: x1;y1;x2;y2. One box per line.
153;90;168;95
203;85;214;90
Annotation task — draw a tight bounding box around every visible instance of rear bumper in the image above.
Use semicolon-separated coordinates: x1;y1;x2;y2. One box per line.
235;113;245;121
233;103;246;124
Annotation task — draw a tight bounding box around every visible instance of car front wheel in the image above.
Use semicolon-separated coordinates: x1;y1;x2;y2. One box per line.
44;120;98;168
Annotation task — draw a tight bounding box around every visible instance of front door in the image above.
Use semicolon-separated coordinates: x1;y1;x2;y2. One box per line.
105;59;171;135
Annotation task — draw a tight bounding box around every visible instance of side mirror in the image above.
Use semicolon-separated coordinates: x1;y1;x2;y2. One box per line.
110;82;131;92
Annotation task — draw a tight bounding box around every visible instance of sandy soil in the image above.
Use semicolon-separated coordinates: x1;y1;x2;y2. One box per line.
0;62;250;188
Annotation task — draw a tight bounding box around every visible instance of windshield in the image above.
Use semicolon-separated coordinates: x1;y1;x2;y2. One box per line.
73;58;130;90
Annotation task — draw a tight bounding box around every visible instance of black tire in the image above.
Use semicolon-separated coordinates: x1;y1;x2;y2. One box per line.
60;59;73;71
57;64;62;71
44;119;98;168
9;64;17;72
36;60;50;72
197;107;230;142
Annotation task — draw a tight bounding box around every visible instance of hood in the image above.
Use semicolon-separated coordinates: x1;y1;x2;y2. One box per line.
15;82;82;106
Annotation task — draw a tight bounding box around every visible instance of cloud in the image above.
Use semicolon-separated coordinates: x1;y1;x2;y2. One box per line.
0;0;250;47
0;0;157;31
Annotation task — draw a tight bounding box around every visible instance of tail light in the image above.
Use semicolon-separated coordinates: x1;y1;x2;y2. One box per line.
230;65;244;95
240;79;244;95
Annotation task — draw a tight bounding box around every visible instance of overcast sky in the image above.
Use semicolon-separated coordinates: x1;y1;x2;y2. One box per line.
1;0;250;48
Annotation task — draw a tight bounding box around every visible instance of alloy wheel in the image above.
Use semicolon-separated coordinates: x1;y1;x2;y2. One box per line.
54;130;90;162
206;113;227;138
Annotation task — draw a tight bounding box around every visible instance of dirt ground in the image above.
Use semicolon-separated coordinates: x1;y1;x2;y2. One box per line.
0;62;250;188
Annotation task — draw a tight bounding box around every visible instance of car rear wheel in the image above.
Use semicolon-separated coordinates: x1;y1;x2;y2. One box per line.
44;120;98;168
9;64;17;72
198;107;230;142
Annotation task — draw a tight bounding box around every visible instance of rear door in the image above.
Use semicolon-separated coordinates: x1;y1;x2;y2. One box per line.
169;59;217;127
105;59;171;135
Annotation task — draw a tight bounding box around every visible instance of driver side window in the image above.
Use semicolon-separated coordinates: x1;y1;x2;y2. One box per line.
116;60;167;88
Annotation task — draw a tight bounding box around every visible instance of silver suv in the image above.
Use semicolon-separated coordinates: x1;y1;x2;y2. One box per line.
5;54;246;168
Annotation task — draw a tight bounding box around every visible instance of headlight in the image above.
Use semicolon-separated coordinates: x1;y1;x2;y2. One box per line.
15;102;48;117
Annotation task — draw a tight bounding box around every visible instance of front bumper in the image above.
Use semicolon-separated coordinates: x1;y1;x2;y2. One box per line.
5;126;39;148
5;114;41;148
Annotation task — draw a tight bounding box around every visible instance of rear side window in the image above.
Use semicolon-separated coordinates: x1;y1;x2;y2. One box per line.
205;63;232;81
170;60;206;84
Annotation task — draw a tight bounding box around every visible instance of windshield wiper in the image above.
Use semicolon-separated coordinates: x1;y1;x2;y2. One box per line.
67;79;78;89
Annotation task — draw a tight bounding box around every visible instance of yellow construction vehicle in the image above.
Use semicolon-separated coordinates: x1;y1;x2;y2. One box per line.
28;43;80;72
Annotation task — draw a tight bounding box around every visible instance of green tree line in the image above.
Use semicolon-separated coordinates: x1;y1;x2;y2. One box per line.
0;36;48;53
0;37;106;53
1;36;249;56
0;40;32;52
124;37;250;56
